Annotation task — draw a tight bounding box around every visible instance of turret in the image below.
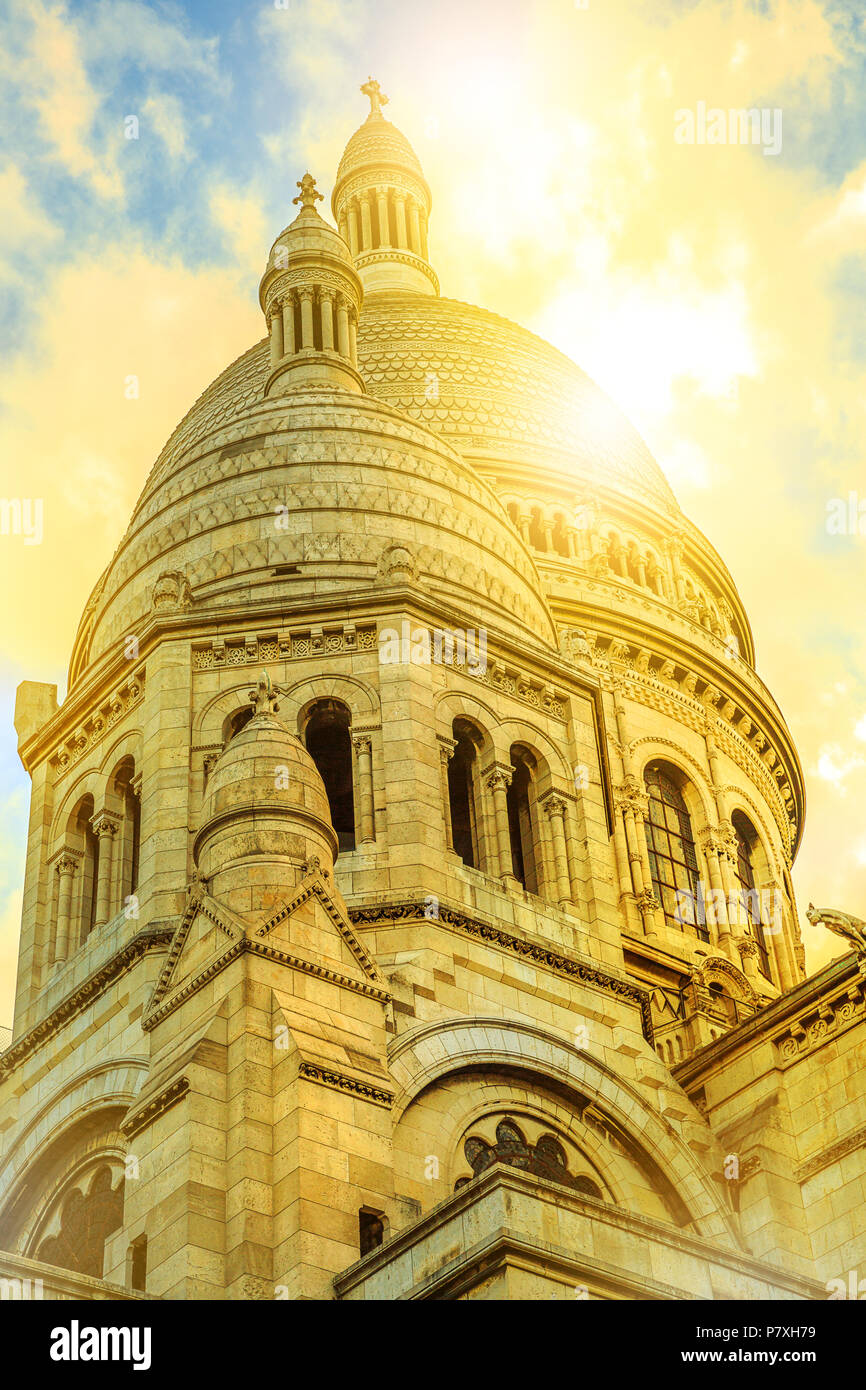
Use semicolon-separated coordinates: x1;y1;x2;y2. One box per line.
258;173;365;396
331;79;438;297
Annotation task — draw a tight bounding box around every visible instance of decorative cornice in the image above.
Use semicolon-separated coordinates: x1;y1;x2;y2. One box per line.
298;1061;393;1107
192;623;377;669
348;899;654;1042
0;926;174;1080
48;670;145;782
796;1124;866;1183
120;1076;190;1138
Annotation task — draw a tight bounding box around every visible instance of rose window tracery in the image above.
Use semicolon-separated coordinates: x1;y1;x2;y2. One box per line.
35;1164;124;1279
455;1118;606;1200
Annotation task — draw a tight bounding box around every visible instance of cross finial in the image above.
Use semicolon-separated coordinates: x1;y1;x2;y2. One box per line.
249;670;279;716
293;172;323;210
361;76;388;118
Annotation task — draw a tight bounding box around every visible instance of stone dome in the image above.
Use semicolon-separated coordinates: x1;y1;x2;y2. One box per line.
194;705;337;912
335;112;426;191
69;383;558;683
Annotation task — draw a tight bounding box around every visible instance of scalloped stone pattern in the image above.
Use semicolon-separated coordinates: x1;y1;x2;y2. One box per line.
132;294;676;530
357;294;677;510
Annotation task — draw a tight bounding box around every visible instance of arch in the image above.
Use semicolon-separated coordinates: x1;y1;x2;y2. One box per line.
434;691;499;753
388;1017;737;1244
222;706;253;744
629;739;716;821
507;742;542;894
106;754;140;907
0;1058;147;1257
286;673;380;734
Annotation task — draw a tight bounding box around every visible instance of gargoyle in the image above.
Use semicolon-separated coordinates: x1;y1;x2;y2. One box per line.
806;903;866;956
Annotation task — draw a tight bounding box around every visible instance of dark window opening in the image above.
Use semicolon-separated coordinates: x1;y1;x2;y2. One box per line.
506;748;539;894
224;707;253;743
528;508;546;551
305;701;356;852
130;1235;147;1292
37;1165;124;1280
733;812;772;980
359;1209;385;1256
448;723;480;868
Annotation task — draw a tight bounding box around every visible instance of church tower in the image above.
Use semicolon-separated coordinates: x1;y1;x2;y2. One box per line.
1;83;864;1304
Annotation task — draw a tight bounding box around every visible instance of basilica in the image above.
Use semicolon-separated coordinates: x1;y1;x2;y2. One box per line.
1;82;864;1301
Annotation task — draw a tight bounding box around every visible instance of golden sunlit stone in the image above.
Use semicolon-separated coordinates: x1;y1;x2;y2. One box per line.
0;83;863;1305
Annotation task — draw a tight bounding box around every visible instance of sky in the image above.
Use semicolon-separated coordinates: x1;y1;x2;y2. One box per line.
0;0;865;1024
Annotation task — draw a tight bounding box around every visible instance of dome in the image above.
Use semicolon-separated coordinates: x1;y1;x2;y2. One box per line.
198;710;332;837
69;382;557;683
134;295;675;515
194;700;337;914
334;113;426;191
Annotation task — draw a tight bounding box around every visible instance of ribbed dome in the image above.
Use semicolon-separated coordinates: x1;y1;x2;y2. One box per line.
69;383;558;683
335;113;425;189
133;294;675;518
199;710;332;836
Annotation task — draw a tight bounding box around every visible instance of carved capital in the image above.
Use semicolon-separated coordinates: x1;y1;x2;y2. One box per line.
484;762;513;793
91;810;121;838
352;733;372;757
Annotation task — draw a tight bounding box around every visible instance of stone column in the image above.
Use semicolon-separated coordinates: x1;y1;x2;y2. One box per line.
352;733;375;846
542;519;555;553
438;737;457;852
347;203;360;257
319;289;334;350
517;512;531;545
281;296;295;356
336;297;350;358
269;311;283;366
393;193;408;249
419;208;429;259
543;796;572;906
92;812;120;928
409;201;422;255
299;289;315;349
360;195;373;251
376;188;390;247
666;535;687;605
348;313;358;367
485;765;518;888
54;853;79;963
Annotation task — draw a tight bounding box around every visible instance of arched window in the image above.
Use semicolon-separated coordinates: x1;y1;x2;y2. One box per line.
643;764;707;940
448;720;482;868
732;812;772;980
66;793;99;949
528;507;546;551
304;700;355;852
358;1208;385;1256
109;757;140;907
552;514;570;558
36;1164;124;1279
506;745;540;894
